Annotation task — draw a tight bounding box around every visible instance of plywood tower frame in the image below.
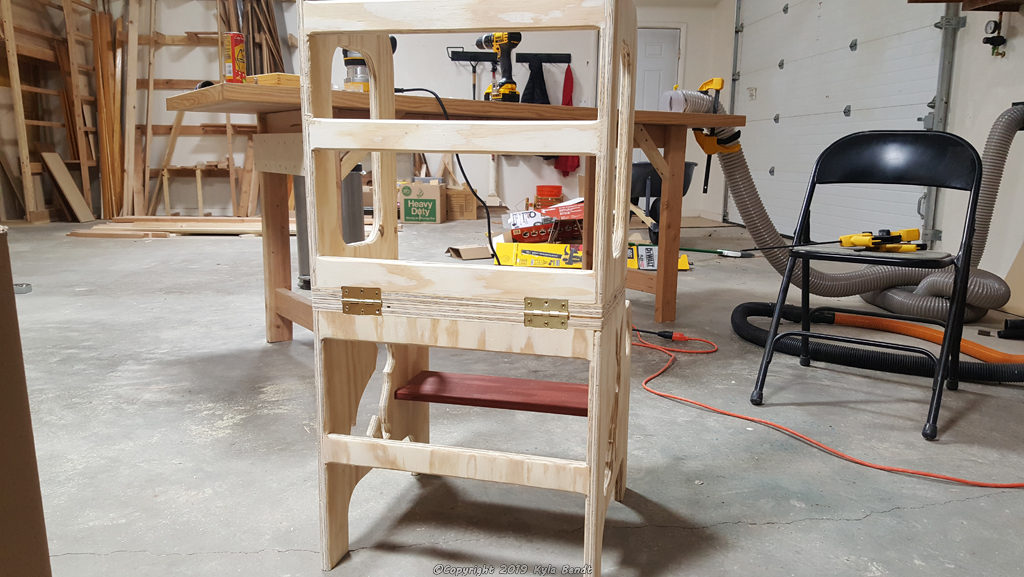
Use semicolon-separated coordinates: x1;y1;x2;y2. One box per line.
298;0;637;573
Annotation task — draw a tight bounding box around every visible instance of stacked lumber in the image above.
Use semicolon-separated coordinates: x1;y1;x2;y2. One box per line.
91;10;122;218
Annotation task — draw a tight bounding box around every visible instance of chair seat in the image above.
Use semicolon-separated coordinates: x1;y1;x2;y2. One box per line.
791;245;955;267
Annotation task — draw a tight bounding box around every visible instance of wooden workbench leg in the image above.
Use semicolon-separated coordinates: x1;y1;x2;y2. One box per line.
262;170;293;343
654;128;686;323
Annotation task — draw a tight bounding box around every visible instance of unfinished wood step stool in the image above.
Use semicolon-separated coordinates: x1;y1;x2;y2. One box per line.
298;1;637;573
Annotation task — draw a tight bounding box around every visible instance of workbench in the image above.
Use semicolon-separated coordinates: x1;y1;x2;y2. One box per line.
167;82;744;340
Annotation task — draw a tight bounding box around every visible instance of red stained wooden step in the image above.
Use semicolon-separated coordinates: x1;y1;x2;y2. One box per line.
395;371;588;417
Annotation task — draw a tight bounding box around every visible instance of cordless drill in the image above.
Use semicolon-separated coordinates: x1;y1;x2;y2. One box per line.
476;32;522;102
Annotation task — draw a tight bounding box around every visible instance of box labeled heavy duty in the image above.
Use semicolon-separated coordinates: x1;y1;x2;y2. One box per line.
399;180;447;223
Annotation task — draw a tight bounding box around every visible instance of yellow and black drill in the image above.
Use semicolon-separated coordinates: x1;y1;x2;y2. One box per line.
476;32;522;102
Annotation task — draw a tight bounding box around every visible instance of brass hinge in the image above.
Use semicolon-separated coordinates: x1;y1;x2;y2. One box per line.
341;286;382;316
523;297;569;329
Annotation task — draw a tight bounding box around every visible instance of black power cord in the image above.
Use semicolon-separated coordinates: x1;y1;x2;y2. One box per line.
394;87;502;265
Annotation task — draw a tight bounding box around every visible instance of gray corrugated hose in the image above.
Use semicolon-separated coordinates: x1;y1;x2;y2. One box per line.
682;91;1021;322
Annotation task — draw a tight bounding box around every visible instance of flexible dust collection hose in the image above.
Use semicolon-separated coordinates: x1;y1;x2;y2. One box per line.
682;93;1023;323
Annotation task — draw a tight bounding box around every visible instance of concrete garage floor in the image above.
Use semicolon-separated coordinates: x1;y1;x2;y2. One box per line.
7;219;1024;577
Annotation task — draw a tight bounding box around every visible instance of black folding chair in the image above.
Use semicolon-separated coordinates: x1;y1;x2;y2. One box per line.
749;130;983;440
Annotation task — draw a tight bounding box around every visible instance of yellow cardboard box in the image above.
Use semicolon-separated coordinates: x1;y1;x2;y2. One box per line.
494;243;584;268
494;243;689;271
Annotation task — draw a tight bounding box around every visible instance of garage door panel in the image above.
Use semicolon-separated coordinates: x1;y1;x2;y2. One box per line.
731;0;943;234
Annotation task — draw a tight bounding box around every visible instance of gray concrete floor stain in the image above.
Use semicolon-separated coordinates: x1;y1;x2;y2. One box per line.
7;220;1024;576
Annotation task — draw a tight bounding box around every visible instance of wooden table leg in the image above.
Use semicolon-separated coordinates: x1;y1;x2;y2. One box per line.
262;170;293;343
654;127;686;323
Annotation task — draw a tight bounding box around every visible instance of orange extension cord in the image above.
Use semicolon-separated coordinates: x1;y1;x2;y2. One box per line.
632;328;1024;489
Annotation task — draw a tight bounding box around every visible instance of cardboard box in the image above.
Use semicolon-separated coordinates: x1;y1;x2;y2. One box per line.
627;245;690;271
495;242;584;268
446;186;479;220
399;180;446;223
446;245;492;260
1004;242;1024;316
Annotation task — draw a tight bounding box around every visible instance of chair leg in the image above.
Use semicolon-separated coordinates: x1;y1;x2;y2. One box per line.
922;263;970;440
751;255;798;405
800;257;811;367
945;271;969;392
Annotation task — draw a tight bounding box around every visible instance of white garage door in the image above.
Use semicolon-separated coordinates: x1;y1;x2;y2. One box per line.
729;0;945;241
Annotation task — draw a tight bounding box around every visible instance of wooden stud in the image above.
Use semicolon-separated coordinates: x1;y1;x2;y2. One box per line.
238;136;255;217
121;0;140;216
141;0;158;215
194;165;203;216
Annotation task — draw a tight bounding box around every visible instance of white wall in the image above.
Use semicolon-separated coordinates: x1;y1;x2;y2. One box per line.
636;0;736;221
937;9;1024;279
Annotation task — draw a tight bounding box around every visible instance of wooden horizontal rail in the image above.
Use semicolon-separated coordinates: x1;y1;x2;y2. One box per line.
322;434;590;494
301;0;605;34
275;288;313;330
316;312;595;359
307;119;601;155
315;257;598;302
20;85;61;96
24;120;64;128
137;123;258;136
136;78;206;91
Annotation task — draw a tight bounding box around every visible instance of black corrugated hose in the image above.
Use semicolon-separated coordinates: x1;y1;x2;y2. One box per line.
731;302;1024;383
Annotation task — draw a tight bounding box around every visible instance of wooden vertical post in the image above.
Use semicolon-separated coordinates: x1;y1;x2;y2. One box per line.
1;0;45;222
194;166;203;215
121;0;140;216
141;0;158;215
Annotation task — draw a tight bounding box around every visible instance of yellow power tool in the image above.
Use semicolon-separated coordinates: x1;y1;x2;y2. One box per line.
476;32;522;103
840;229;923;252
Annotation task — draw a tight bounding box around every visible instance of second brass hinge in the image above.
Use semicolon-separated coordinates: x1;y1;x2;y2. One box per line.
523;297;569;329
341;286;382;316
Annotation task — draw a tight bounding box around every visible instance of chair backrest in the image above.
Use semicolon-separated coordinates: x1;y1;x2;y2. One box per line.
813;130;981;191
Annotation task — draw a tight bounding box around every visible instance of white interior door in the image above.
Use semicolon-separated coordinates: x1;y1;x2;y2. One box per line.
730;1;944;239
633;28;680;164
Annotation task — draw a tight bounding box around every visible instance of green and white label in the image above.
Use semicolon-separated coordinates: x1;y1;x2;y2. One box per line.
404;198;437;222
